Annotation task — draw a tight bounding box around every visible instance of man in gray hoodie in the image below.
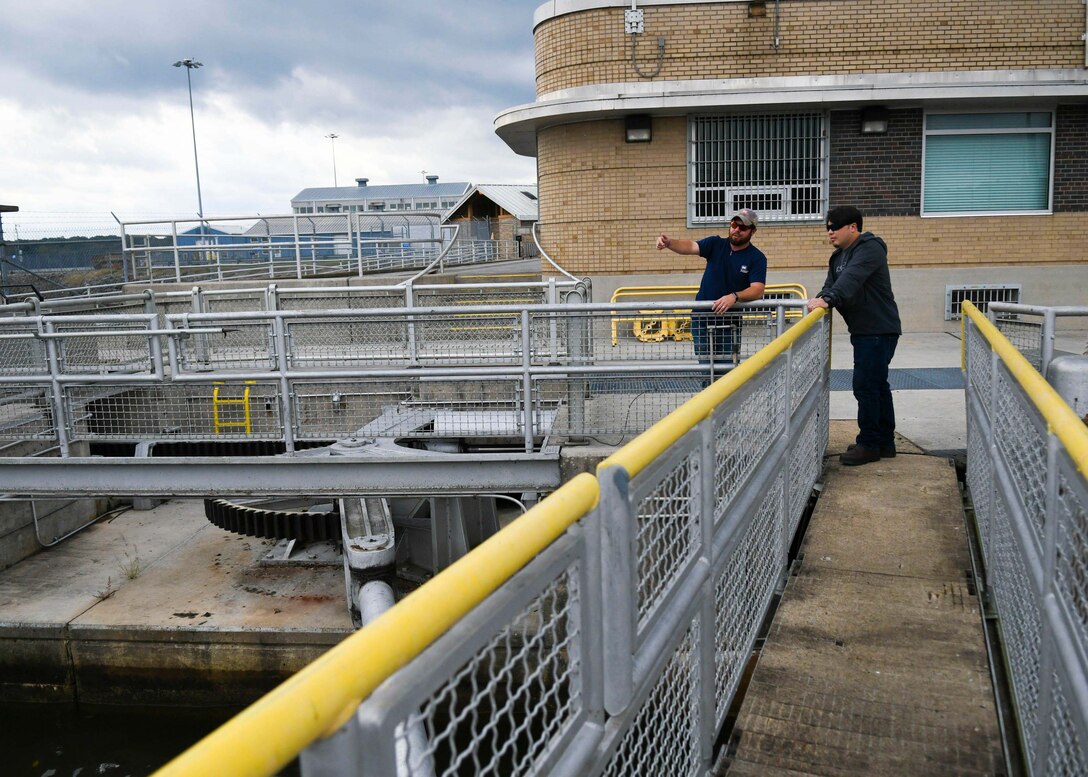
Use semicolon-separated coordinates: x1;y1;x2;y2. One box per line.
806;205;901;466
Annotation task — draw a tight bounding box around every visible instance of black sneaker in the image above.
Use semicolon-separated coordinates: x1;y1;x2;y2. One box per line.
847;443;896;458
840;445;881;466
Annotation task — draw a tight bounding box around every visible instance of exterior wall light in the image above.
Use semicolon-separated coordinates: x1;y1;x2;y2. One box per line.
861;106;890;134
748;1;768;17
625;114;653;143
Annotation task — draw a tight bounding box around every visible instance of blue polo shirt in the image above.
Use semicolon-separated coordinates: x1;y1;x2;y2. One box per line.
695;238;768;301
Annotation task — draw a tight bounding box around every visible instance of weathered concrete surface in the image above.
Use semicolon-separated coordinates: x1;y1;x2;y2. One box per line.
0;500;350;704
726;421;1003;776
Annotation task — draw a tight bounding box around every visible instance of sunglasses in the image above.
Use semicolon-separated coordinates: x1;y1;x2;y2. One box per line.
826;222;852;232
730;221;753;232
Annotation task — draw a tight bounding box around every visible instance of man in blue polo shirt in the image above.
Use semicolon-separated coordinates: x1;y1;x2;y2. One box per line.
656;208;768;366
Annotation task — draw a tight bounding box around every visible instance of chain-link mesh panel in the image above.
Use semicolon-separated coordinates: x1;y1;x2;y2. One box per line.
393;567;582;777
1055;460;1088;655
415;313;523;365
0;320;47;375
286;317;409;368
993;367;1049;545
991;489;1043;758
172;319;276;372
788;408;819;535
714;474;784;727
203;292;268;314
967;323;992;415
1045;665;1088;777
714;361;786;518
635;449;700;631
790;325;823;414
291;378;535;442
602;617;701;777
540;374;703;444
0;384;55;440
993;315;1044;371
416;288;548;308
51;320;154;375
278;290;402;312
65;382;282;440
966;420;993;562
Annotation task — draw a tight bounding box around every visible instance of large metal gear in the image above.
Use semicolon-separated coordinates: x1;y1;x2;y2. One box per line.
203;497;341;542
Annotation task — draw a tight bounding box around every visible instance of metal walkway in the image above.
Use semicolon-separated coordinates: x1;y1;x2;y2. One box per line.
725;429;1004;776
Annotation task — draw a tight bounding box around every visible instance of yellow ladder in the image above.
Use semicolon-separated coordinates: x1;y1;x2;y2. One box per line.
212;381;256;435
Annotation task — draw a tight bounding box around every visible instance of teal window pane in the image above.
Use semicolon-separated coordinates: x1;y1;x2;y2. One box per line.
927;112;1052;131
924;133;1050;213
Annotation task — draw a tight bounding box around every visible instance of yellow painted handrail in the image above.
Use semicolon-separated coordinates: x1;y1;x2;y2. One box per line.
600;308;827;478
152;473;600;777
962;300;1088;476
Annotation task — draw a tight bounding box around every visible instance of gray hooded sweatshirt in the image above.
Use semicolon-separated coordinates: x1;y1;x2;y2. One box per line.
817;232;901;336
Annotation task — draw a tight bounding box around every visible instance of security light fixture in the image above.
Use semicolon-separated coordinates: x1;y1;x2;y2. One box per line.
173;58;206;219
625;114;652;143
861;106;890;134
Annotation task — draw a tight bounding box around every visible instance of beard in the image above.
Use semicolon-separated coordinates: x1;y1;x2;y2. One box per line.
729;233;750;247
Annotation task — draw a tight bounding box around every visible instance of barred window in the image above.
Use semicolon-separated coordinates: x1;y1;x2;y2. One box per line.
689;113;827;224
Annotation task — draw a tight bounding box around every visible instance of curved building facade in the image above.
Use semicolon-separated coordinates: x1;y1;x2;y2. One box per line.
497;0;1088;328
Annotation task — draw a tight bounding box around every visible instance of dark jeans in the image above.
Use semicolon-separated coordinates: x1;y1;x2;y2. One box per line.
851;333;898;449
692;313;741;366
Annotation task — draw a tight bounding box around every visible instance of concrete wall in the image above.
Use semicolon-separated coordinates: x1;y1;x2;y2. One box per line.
0;441;105;572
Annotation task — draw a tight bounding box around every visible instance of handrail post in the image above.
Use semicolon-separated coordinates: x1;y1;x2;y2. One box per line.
42;320;71;457
599;463;635;714
521;309;533;453
172;220;182;283
273;314;296;453
1041;307;1056;377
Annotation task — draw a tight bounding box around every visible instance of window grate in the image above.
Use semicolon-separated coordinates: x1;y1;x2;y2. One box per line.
945;284;1022;320
689;113;826;225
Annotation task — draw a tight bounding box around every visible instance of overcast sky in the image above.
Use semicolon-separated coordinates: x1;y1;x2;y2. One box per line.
0;1;542;236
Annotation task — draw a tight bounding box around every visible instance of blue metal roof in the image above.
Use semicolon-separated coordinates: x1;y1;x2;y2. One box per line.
292;181;472;203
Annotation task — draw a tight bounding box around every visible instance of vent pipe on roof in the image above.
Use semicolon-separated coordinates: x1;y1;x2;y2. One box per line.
356;178;368;187
426;175;439;185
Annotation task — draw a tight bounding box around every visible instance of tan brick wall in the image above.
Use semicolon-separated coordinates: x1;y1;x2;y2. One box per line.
537;118;1088;276
535;0;1086;95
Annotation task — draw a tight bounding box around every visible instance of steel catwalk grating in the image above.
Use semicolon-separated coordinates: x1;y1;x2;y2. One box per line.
714;475;784;728
393;568;582;777
602;617;701;777
635;450;700;631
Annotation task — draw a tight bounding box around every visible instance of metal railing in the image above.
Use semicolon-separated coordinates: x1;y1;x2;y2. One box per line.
152;307;831;777
0;298;806;455
115;214;529;286
962;300;1088;776
988;302;1088;375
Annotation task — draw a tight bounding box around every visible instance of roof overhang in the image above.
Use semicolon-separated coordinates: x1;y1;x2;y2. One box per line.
495;68;1088;156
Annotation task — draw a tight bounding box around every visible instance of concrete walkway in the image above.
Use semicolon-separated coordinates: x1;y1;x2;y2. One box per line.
724;422;1004;776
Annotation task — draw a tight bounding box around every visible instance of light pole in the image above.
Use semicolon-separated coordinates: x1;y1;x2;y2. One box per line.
173;58;205;219
326;133;339;187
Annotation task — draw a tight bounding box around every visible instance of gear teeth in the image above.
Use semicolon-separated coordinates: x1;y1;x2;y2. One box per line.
203;498;341;541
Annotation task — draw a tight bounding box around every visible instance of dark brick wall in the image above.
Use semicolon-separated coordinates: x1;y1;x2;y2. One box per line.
1054;104;1088;212
829;108;922;216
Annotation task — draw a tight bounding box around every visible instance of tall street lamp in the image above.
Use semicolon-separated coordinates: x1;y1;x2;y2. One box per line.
326;133;339;187
173;58;205;219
